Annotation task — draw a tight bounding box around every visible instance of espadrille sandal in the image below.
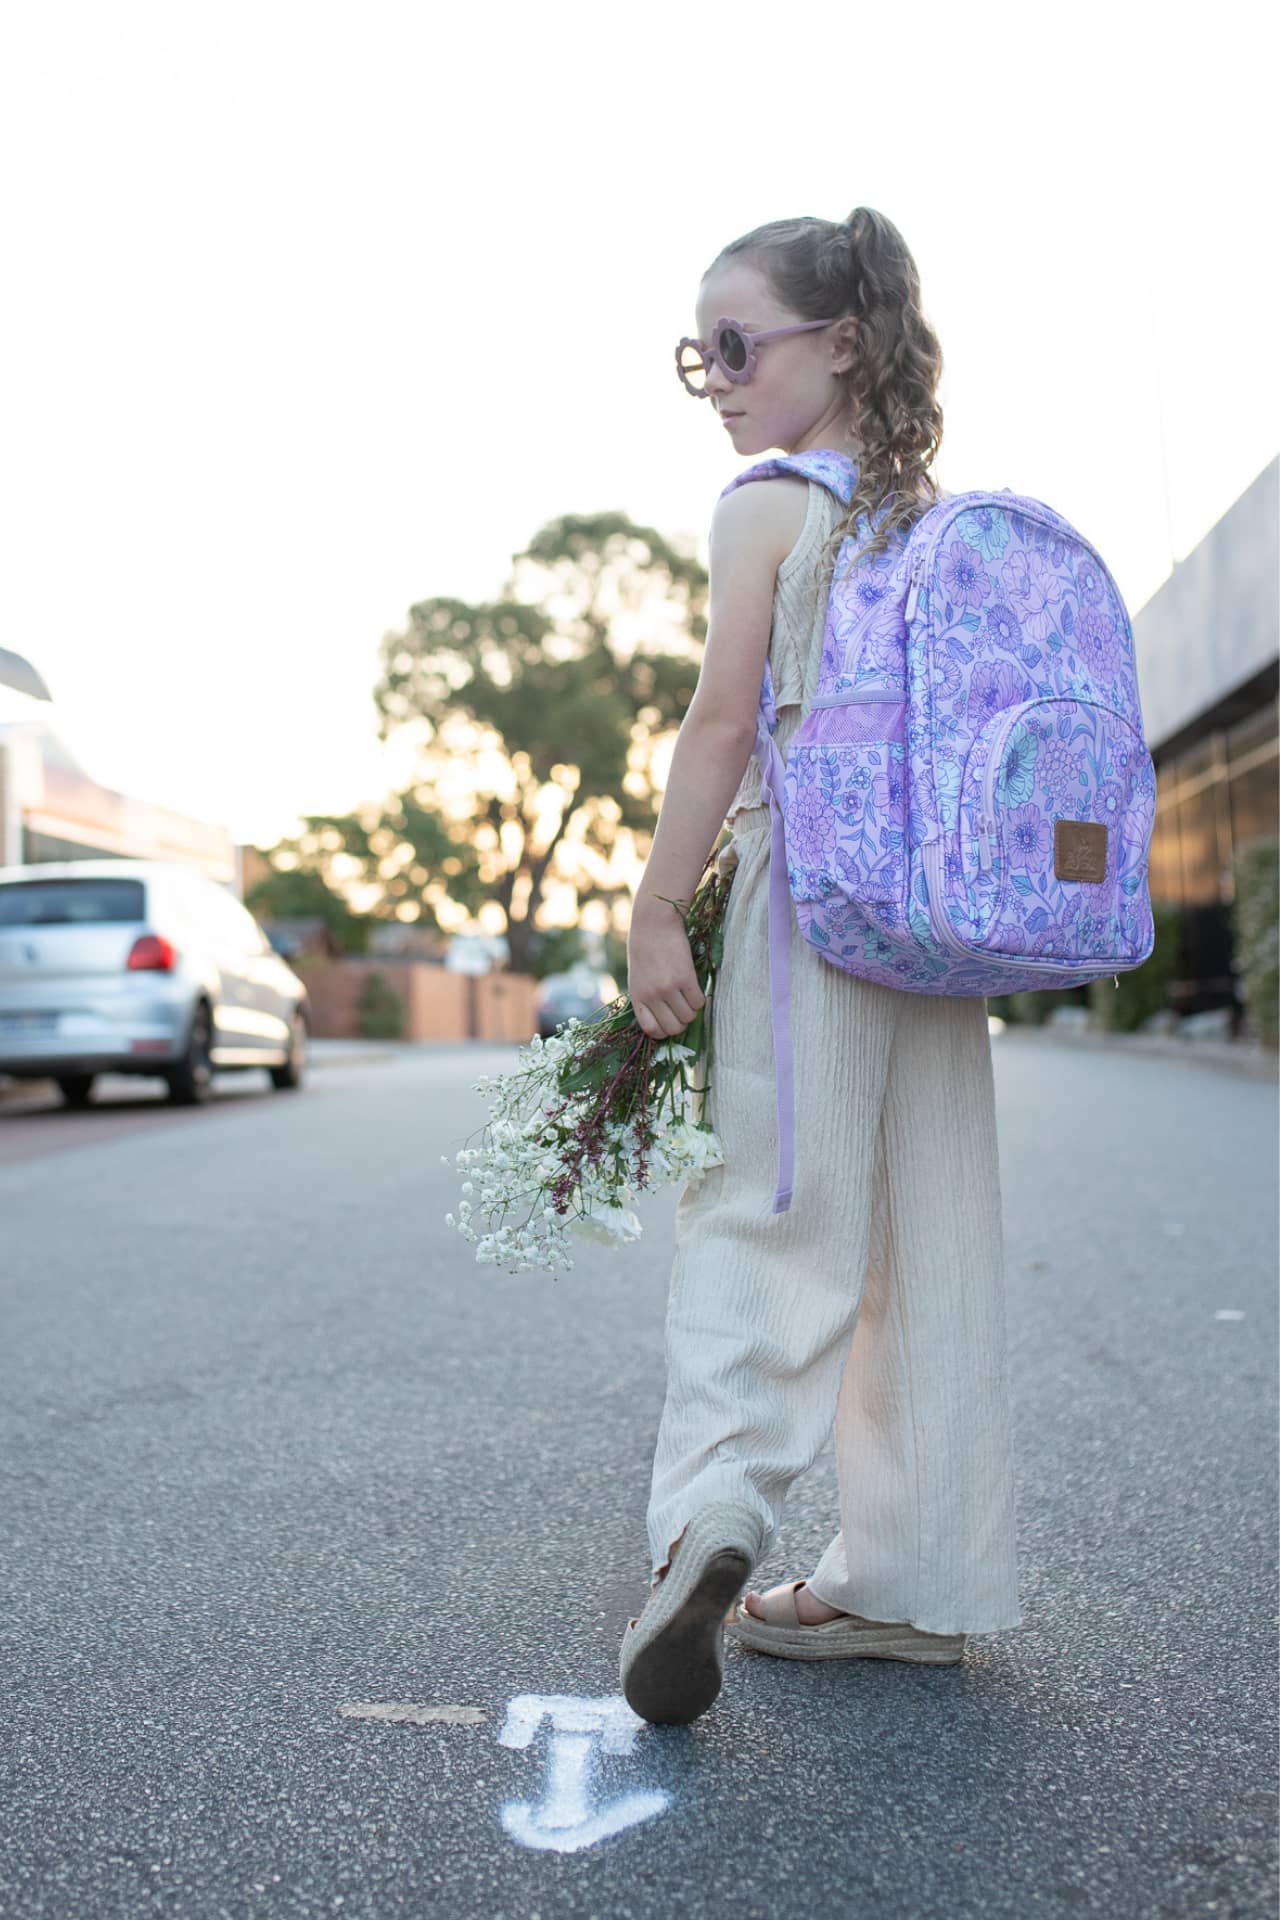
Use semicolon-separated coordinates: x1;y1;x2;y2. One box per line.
619;1502;762;1724
727;1580;966;1664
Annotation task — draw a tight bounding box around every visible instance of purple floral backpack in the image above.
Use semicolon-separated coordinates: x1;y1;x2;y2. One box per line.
718;448;1158;1213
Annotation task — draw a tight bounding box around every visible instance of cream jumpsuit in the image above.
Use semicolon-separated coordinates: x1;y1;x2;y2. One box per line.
643;479;1022;1637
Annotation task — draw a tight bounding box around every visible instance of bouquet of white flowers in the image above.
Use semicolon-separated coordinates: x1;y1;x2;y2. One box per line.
444;846;735;1277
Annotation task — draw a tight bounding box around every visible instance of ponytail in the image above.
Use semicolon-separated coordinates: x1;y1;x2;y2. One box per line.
708;206;945;587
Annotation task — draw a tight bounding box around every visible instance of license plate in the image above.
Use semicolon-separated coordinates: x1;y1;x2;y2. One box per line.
0;1011;58;1032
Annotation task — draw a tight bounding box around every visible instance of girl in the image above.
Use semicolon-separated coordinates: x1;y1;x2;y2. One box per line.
618;207;1021;1726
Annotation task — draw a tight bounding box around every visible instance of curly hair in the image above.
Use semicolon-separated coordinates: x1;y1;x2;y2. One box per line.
707;206;945;589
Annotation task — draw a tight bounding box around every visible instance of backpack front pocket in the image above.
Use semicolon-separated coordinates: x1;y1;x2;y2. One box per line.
784;691;908;913
959;695;1156;964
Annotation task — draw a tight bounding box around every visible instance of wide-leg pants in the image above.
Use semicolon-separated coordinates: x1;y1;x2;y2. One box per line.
644;811;1022;1636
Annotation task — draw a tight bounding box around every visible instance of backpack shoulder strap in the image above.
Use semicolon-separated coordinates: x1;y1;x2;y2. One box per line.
717;448;858;506
708;455;857;1218
714;452;861;735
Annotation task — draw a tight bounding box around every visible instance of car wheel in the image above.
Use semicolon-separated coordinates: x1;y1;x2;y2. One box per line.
269;1010;308;1091
56;1074;97;1108
165;1002;215;1106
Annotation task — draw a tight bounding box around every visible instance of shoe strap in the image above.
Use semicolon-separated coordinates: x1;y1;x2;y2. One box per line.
757;1578;807;1627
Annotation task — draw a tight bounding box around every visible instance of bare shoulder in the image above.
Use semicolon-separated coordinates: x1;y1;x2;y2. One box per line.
710;472;811;577
688;475;813;741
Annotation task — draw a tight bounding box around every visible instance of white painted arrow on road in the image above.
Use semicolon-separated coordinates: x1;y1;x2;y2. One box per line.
496;1693;671;1852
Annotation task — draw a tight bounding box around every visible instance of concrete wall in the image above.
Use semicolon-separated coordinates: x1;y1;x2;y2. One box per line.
298;957;537;1043
1133;457;1279;752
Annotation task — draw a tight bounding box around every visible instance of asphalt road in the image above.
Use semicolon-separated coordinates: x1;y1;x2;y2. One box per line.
1;1032;1276;1919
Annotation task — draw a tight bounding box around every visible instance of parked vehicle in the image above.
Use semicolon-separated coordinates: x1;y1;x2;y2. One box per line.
0;859;309;1108
534;964;619;1040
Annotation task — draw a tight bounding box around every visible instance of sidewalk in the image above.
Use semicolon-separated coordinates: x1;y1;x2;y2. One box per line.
996;1012;1277;1082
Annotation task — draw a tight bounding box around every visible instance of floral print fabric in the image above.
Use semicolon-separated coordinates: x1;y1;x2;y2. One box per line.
718;453;1157;996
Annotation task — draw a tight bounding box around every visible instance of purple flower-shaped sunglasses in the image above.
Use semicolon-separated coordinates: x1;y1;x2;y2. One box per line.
675;315;844;396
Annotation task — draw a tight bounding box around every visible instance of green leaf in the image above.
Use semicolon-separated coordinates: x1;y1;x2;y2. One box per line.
556;1057;612;1095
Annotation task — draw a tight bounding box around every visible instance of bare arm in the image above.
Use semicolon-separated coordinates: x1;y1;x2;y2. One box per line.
627;476;805;1038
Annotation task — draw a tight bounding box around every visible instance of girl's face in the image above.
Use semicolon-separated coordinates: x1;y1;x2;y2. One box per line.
692;259;861;461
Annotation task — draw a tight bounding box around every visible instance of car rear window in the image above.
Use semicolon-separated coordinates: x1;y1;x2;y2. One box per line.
0;878;147;926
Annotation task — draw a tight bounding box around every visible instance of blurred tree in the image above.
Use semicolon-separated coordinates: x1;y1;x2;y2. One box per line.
243;860;372;954
527;925;591;979
251;800;488;947
368;509;710;973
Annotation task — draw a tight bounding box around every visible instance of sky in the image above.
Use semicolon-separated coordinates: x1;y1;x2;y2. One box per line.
1;0;1276;856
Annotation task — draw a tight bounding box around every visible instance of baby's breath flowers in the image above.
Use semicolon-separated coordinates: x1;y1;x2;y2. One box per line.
444;846;735;1278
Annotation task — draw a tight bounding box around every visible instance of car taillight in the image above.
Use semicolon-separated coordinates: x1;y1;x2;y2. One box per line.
127;934;178;972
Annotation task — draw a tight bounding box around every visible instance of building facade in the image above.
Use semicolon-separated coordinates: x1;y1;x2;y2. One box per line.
1134;457;1278;1008
0;651;238;888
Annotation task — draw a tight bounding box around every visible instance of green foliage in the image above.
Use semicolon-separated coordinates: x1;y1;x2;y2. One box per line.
244;862;371;954
256;800;485;945
1087;903;1183;1031
357;970;405;1040
369;510;711;972
252;512;714;976
1230;837;1279;1048
528;925;593;980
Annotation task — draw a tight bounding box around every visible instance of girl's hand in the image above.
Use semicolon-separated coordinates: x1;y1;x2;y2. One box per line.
627;896;706;1040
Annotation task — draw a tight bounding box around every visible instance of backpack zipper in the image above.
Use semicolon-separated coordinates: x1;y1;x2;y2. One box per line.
808;681;904;708
903;544;928;625
879;501;1147;978
975;695;1152;875
920;838;1107;976
902;493;1134;658
975;704;1025;873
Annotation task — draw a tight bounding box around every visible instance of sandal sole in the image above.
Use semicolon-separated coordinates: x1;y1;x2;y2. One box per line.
727;1609;965;1664
622;1546;753;1723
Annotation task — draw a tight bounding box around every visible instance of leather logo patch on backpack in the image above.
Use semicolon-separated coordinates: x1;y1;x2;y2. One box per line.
1054;818;1108;883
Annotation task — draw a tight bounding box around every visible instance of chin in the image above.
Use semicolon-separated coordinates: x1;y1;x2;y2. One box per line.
724;422;772;455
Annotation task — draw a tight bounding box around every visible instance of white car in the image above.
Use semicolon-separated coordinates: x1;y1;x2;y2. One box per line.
0;858;309;1108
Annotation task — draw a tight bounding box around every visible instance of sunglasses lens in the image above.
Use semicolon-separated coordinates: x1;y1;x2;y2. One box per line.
717;325;748;373
678;343;708;391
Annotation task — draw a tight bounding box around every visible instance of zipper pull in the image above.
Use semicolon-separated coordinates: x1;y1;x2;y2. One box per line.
1113;974;1120;989
904;547;925;625
977;815;994;872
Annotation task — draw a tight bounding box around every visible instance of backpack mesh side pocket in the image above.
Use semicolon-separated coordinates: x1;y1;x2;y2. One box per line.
785;700;908;911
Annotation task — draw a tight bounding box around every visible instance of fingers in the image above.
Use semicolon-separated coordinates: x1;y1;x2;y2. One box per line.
631;987;705;1041
666;986;704;1026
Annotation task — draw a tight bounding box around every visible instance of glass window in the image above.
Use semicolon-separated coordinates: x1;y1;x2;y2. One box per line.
235;903;270;954
1229;754;1279;855
0;877;146;925
1147;794;1182;907
1174;737;1219;789
1226;702;1277;763
1175;783;1226;907
200;884;268;954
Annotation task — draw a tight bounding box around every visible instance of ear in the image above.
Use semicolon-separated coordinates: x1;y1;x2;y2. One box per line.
830;315;859;376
